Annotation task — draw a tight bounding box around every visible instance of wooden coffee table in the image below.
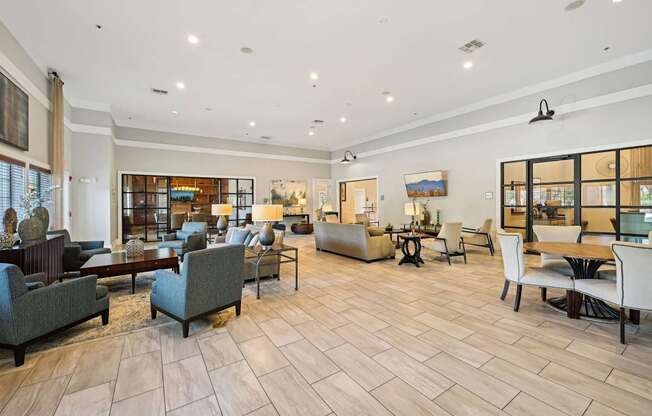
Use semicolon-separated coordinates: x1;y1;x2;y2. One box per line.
80;248;179;294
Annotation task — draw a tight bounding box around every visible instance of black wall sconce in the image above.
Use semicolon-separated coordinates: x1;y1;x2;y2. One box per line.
529;99;555;124
340;150;357;164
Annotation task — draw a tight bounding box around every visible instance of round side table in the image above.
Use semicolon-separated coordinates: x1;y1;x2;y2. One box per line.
398;234;424;267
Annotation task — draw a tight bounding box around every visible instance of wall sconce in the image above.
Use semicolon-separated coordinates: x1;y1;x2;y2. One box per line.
340;150;357;164
529;99;555;124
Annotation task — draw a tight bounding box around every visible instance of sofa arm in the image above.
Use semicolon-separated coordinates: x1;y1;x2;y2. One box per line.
162;233;178;242
152;270;186;317
185;233;206;252
367;235;395;259
77;240;104;250
25;272;47;286
63;244;84;271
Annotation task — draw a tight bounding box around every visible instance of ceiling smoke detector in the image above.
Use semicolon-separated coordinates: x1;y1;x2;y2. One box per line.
458;39;485;54
151;88;169;95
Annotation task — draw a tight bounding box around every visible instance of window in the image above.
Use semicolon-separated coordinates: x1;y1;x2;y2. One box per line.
0;155;26;219
29;166;52;213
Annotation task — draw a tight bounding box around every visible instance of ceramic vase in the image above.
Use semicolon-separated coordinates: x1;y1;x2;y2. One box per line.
33;206;49;232
18;217;45;242
125;238;145;258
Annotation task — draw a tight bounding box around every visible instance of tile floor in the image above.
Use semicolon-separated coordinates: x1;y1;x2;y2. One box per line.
0;235;651;416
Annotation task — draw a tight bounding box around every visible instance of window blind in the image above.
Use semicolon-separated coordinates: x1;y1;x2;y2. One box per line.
0;156;26;220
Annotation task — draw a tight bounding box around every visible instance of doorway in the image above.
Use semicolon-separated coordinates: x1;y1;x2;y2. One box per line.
338;178;379;225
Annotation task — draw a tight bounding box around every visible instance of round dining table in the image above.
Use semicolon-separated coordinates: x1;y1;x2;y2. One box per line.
523;241;620;321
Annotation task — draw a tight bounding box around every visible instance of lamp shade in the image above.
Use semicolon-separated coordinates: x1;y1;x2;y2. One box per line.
252;204;283;222
211;204;233;216
298;198;307;206
404;202;422;216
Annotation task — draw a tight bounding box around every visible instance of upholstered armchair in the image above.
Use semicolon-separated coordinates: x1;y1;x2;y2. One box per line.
462;219;495;255
47;229;111;274
150;245;244;337
0;264;109;366
160;221;207;258
422;222;466;265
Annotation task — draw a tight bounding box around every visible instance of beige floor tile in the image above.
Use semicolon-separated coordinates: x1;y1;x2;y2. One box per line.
1;375;68;416
344;296;385;315
113;350;162;402
274;303;314;326
226;315;264;343
259;366;330;416
606;369;652;400
279;339;338;383
306;306;350;329
434;384;508;416
373;349;452;399
259;319;303;347
110;388;165;416
199;332;244;371
413;313;474;339
447;301;501;323
375;311;431;336
494;318;572;350
22;347;81;386
540;363;652;416
163;355;214;411
333;323;391;356
584;401;627;416
375;326;440;362
312;372;392;416
294;320;346;352
166;395;222;416
122;328;160;359
67;341;122;394
465;333;549;373
425;353;518;408
238;336;289;377
453;315;523;344
340;309;389;332
419;329;492;368
0;368;30;410
370;378;450;416
566;341;652;382
314;295;351;312
409;301;462;320
246;404;279;416
54;382;113;416
325;343;393;391
160;327;200;364
210;360;270;416
504;392;567;416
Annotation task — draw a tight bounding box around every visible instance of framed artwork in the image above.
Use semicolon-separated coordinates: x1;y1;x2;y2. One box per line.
0;71;29;151
270;179;307;207
404;170;447;198
340;182;346;202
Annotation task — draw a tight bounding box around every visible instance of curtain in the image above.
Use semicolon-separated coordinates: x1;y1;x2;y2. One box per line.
49;75;64;229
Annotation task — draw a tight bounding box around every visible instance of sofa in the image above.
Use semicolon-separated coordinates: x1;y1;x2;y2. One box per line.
160;222;207;258
219;224;283;279
0;264;109;366
47;229;111;274
151;245;244;337
314;222;395;262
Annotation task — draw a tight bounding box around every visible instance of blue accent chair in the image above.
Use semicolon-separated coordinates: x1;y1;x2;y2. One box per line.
150;245;244;337
47;229;111;275
160;222;208;259
0;264;110;366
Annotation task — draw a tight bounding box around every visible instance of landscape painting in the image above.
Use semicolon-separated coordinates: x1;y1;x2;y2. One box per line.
0;71;29;151
270;179;307;207
404;170;447;197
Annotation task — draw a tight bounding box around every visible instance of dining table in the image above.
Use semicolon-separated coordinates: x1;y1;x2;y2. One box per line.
523;241;624;321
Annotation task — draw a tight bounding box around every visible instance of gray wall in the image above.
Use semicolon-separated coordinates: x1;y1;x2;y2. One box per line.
331;61;652;231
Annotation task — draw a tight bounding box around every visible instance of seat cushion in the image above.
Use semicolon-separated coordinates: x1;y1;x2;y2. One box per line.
520;268;574;289
160;240;185;250
574;279;618;304
541;259;574;276
96;285;109;300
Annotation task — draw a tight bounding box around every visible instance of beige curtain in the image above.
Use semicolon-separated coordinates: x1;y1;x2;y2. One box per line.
50;75;64;229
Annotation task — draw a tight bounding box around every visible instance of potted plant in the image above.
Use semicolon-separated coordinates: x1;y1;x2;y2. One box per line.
17;187;47;242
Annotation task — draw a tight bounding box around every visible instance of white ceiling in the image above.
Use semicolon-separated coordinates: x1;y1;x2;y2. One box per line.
2;0;652;151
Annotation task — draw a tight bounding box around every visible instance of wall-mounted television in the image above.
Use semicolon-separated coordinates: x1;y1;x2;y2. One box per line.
0;71;29;151
404;170;447;198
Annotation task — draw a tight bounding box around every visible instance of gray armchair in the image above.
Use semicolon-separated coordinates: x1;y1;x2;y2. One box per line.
150;245;244;337
0;264;109;366
160;222;208;258
47;229;111;275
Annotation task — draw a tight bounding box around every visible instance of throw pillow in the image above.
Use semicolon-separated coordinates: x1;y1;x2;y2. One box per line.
230;229;251;245
248;234;260;247
244;231;258;246
368;227;385;237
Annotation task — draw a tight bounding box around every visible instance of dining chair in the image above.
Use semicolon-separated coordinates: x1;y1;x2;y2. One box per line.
574;241;652;344
532;225;581;300
496;230;574;311
422;222;466;265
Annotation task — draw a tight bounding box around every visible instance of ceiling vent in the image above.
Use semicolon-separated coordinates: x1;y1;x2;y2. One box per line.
259;136;272;140
458;39;485;54
150;88;169;95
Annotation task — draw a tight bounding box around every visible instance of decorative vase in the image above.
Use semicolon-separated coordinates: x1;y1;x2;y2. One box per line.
0;232;15;249
422;209;431;226
18;217;45;242
3;208;18;234
125;238;145;258
33;206;49;232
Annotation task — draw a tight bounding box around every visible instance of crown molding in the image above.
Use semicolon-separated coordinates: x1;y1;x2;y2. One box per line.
333;48;652;151
0;49;50;110
64;118;113;136
67;97;111;113
332;83;652;164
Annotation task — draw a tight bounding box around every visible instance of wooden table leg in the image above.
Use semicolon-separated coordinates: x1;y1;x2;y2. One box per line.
131;273;136;294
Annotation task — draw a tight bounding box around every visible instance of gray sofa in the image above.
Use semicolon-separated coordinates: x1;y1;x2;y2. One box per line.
47;229;111;274
0;264;109;366
314;222;395;262
160;222;207;258
150;245;244;337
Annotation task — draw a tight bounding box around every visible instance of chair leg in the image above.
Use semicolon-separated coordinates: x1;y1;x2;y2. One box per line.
14;346;26;367
151;306;157;320
513;284;522;312
488;236;495;256
101;309;109;325
182;321;190;338
446;253;451;266
500;279;510;301
235;301;242;316
619;307;626;344
540;288;547;302
462;244;467;264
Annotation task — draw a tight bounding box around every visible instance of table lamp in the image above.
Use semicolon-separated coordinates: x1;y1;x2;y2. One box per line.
212;204;233;233
252;204;283;247
298;198;307;213
404;201;422;234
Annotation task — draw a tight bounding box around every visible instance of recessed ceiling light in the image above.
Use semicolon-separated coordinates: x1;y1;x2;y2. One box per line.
187;34;199;45
385;95;395;103
339;116;347;123
612;0;623;3
249;121;256;127
309;72;319;80
463;61;473;70
240;46;254;54
176;82;186;90
171;110;179;115
308;130;315;136
95;24;103;30
564;0;585;11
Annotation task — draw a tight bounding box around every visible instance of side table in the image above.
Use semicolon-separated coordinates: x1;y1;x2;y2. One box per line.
398;233;425;267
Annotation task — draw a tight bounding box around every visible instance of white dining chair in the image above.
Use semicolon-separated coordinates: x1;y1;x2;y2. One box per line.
574;241;652;344
532;225;581;300
497;230;574;311
422;222;466;265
